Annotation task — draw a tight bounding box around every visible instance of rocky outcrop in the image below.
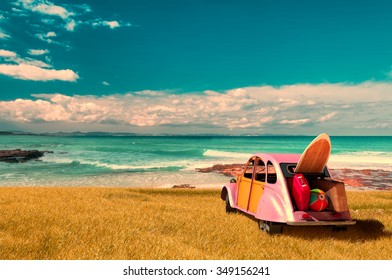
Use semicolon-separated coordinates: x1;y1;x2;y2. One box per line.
196;163;244;177
172;184;196;189
330;168;392;190
0;149;52;163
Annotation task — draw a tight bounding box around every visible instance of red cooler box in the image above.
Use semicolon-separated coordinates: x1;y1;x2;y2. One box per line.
293;174;310;211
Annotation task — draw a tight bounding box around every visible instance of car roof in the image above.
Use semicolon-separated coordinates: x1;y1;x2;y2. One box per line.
251;153;301;164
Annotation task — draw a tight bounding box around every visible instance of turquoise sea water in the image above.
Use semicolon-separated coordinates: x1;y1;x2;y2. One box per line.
0;135;391;187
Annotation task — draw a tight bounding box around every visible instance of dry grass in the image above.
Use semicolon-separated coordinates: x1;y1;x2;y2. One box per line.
0;187;391;260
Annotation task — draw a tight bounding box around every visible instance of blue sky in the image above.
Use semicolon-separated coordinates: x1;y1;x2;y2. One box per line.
1;0;392;135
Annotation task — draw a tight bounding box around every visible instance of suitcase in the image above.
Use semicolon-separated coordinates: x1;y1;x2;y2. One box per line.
292;174;310;211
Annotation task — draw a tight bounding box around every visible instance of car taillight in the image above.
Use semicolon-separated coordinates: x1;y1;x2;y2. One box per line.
302;213;310;219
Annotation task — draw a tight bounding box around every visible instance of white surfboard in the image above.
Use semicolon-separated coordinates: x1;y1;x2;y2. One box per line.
295;133;331;174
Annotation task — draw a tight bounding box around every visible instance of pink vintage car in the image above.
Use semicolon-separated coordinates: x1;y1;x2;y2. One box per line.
221;152;356;234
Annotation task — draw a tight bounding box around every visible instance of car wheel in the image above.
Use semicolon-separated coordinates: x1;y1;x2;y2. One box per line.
225;193;236;213
259;220;283;234
259;220;269;232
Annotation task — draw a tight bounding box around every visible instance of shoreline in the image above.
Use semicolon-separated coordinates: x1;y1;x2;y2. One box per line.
0;164;392;191
0;165;391;190
329;168;392;190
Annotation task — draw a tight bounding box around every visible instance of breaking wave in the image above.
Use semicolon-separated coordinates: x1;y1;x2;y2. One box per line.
203;149;249;159
329;151;392;171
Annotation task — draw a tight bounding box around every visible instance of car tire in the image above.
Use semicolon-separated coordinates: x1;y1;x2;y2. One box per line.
259;220;269;232
259;220;283;234
225;193;236;213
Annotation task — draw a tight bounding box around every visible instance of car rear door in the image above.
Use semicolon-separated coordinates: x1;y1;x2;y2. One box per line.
237;158;254;210
248;158;266;213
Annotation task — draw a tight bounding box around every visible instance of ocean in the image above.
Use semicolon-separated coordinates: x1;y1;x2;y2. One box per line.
0;135;391;187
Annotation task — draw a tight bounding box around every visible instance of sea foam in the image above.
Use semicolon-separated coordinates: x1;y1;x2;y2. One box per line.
329;152;392;171
203;149;249;159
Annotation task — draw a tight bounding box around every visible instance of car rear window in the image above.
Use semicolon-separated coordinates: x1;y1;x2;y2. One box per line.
267;161;277;184
280;163;331;178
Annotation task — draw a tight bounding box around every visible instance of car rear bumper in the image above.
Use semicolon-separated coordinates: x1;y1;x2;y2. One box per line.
287;220;356;226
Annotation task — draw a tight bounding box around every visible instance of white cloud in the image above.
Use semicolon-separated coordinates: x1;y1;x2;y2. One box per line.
27;49;49;56
13;1;131;32
11;7;27;15
104;20;120;29
47;31;56;37
0;49;51;68
318;112;337;122
73;3;92;14
19;58;51;68
65;19;76;31
0;81;391;135
0;49;17;57
0;98;71;122
35;32;54;43
0;28;11;39
34;31;69;47
279;119;311;125
16;0;73;19
13;1;77;32
32;3;72;19
91;19;131;29
0;63;79;81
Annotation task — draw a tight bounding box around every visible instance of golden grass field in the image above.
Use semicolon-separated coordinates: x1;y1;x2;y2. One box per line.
0;187;391;260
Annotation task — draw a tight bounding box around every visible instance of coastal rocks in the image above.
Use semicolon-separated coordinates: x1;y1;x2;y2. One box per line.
330;168;392;190
172;184;195;189
196;163;244;177
0;149;52;163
